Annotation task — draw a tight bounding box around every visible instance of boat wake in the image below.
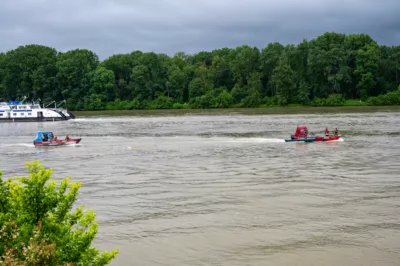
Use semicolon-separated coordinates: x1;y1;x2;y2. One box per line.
221;137;285;143
0;143;83;149
68;143;82;146
0;143;35;148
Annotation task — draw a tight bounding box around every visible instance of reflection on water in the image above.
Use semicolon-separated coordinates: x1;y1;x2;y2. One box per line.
1;111;400;266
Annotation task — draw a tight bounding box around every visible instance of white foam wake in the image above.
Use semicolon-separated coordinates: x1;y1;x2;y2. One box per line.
333;138;344;142
223;138;285;143
0;143;35;147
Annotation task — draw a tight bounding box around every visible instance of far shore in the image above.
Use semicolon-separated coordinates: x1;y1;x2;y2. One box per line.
74;105;400;117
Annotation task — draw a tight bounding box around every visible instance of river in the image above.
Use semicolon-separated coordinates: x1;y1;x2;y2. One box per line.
1;109;400;265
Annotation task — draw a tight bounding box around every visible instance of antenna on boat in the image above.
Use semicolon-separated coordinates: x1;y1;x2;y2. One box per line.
44;101;56;108
56;100;66;108
35;98;42;108
20;95;28;104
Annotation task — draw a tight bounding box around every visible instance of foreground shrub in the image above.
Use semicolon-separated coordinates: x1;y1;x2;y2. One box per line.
0;161;118;265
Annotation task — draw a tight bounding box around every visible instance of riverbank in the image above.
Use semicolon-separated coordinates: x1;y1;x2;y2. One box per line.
74;105;400;117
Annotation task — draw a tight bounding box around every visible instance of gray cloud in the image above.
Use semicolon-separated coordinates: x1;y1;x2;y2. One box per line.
0;0;399;60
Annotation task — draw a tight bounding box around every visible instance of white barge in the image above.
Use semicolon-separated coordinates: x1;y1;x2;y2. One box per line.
0;98;75;123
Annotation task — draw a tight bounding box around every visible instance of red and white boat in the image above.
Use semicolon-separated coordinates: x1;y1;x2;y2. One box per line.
33;131;81;146
289;125;341;142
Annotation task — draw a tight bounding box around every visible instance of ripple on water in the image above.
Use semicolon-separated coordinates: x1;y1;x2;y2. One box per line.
1;111;400;266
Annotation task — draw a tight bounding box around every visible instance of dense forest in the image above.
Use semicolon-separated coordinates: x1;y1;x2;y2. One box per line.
0;32;399;111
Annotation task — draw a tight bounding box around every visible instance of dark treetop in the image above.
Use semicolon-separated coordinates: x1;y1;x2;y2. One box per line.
0;32;399;110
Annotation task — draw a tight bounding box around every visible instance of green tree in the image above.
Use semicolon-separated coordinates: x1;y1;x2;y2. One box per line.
0;32;399;110
344;33;376;98
55;49;99;110
0;161;118;265
91;67;117;101
188;77;204;99
0;53;5;98
307;33;349;98
229;45;260;87
270;53;296;104
242;71;263;107
167;64;188;102
209;55;234;90
260;42;284;97
1;45;58;101
100;53;138;100
354;43;380;100
131;52;169;101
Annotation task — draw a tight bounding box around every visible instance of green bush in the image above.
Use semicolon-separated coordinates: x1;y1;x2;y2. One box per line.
310;93;344;106
241;94;260;107
366;89;400;105
148;95;175;109
127;98;148;109
343;99;367;106
325;93;345;106
230;85;248;103
105;99;132;110
211;90;234;108
0;161;118;265
309;97;325;106
274;95;288;106
83;93;106;110
172;103;189;109
189;94;214;108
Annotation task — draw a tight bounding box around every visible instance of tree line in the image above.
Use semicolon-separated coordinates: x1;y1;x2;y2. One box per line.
0;32;399;111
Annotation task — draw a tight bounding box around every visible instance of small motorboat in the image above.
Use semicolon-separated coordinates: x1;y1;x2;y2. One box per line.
287;125;341;142
33;131;81;146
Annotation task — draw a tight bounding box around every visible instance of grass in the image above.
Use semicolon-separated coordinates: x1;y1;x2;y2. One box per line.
343;100;368;106
74;105;400;117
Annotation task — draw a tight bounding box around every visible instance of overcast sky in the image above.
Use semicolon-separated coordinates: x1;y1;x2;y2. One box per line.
1;0;399;60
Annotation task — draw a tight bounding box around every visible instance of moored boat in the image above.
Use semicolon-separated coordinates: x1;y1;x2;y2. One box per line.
33;131;81;146
0;97;76;123
44;100;76;120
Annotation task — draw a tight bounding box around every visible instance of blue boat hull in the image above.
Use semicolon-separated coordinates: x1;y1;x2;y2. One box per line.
285;138;316;143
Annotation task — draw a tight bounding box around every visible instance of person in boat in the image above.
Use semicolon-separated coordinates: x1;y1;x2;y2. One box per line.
324;127;329;136
66;135;70;141
334;128;339;135
43;133;48;142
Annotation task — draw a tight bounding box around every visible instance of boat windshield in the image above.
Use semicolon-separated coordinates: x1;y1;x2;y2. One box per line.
294;126;308;137
0;103;10;110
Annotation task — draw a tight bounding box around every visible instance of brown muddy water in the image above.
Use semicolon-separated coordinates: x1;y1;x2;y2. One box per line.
1;110;400;265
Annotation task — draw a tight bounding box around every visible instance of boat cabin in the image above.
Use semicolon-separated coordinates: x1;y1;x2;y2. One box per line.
294;125;308;137
34;131;54;142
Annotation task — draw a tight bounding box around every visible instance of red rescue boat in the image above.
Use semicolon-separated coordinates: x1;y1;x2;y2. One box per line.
290;125;341;142
33;131;82;146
